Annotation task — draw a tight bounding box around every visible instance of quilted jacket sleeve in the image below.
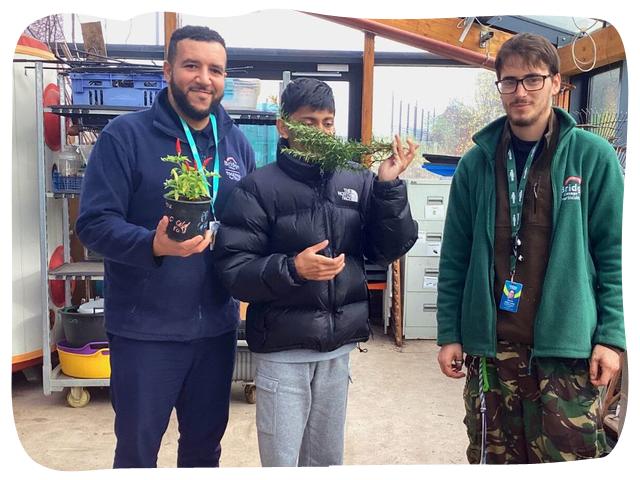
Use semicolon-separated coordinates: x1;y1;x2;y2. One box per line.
362;176;418;266
212;181;303;303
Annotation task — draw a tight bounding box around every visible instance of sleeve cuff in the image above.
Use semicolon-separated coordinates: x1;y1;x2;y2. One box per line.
373;176;402;190
597;343;625;354
286;256;307;285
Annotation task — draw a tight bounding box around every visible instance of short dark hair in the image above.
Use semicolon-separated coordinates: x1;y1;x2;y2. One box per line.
280;78;335;117
495;33;560;79
167;25;226;64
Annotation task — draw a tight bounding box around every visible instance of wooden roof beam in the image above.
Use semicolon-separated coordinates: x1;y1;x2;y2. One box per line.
557;25;625;77
308;14;625;77
371;18;513;61
307;13;498;69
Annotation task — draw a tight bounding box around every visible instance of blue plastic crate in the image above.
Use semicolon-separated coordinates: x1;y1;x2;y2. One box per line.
70;72;166;107
422;163;456;177
52;171;83;193
239;123;278;169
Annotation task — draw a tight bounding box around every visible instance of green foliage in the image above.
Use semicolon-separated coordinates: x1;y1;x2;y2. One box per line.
281;118;394;172
429;71;503;156
161;153;218;201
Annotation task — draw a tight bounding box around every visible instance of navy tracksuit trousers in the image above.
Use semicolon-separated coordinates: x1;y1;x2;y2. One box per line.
108;330;237;468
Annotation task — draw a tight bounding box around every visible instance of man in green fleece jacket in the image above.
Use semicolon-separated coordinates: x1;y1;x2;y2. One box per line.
436;32;625;463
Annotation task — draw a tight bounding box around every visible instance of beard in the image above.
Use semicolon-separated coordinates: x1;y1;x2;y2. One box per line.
169;78;222;121
509;115;537;127
506;99;550;127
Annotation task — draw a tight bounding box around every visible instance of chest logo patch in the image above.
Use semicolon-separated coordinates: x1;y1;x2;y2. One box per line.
561;176;582;201
337;188;359;203
224;157;240;170
224;156;242;181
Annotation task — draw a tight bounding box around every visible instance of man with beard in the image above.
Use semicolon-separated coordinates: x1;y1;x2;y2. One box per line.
76;26;255;468
436;32;625;463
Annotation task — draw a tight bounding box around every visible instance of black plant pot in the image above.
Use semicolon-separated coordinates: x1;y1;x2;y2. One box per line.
60;306;107;348
164;195;211;242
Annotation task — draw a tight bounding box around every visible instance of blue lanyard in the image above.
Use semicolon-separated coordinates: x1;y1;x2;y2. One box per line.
179;114;220;217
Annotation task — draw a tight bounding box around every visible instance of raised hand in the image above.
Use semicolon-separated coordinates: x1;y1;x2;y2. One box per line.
377;135;418;182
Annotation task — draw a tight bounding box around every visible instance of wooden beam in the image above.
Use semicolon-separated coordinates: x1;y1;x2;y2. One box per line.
80;22;107;60
361;32;375;149
307;14;498;69
372;18;512;61
558;25;625;76
392;260;403;346
164;12;178;60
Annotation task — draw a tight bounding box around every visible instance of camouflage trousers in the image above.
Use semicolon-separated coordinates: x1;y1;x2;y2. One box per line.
463;341;607;463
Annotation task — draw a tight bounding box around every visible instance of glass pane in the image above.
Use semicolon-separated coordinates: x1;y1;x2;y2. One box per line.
181;11;365;51
524;16;603;34
373;66;504;178
588;67;621;114
236;79;349;169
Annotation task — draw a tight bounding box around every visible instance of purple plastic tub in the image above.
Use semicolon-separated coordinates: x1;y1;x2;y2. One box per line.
57;341;110;355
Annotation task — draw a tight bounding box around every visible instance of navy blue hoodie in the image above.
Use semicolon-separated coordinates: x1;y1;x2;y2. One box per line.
76;88;255;341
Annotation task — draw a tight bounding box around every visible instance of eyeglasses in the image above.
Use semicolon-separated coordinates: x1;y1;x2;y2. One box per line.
495;74;552;94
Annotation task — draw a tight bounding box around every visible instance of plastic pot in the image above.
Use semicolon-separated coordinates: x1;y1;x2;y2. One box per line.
60;306;107;348
163;195;211;242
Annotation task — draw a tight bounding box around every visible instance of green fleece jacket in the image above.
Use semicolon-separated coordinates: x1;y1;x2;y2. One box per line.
436;108;625;358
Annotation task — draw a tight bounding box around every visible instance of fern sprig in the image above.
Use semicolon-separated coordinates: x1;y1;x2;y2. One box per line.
281;118;394;172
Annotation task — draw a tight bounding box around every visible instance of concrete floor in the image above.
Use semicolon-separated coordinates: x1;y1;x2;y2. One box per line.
12;326;468;470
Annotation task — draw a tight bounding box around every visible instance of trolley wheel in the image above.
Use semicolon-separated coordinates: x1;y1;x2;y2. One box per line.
67;387;90;408
244;384;256;404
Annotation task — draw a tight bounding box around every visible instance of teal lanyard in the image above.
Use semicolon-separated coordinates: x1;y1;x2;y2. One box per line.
506;140;540;277
179;114;220;218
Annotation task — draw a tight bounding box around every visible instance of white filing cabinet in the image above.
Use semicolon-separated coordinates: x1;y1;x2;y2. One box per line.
402;177;452;339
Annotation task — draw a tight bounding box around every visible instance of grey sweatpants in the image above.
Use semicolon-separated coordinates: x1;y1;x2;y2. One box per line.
254;353;350;467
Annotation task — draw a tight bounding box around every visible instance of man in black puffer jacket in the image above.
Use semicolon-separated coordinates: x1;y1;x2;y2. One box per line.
213;78;418;467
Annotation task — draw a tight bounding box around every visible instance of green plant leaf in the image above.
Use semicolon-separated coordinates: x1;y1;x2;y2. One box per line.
281;118;394;172
161;152;213;201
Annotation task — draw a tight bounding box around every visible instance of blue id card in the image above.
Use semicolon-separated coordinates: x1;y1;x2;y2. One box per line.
499;280;523;313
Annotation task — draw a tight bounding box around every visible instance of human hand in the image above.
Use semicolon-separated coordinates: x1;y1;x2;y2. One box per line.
437;343;466;379
293;240;345;281
152;216;212;257
377;135;418;182
589;344;621;387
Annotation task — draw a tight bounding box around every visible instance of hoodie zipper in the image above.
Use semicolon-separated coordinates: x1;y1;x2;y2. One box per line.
533;176;540;216
318;169;336;336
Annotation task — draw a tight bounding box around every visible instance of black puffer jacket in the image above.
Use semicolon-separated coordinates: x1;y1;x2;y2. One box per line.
213;143;418;353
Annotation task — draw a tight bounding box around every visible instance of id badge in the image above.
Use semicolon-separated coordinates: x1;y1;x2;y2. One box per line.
499;280;523;313
209;220;220;250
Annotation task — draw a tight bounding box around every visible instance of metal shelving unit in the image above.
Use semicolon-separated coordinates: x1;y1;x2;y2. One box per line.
36;62;110;406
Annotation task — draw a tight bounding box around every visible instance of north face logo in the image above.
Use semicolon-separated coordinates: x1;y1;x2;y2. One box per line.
337;188;358;203
562;176;582;201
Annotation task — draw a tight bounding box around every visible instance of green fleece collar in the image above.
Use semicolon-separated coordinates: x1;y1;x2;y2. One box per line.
472;107;577;159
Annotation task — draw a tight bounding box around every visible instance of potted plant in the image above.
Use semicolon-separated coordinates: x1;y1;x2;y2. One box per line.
280;117;396;171
162;138;218;241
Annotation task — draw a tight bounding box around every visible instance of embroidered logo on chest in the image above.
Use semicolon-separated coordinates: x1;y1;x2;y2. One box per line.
337;187;359;203
561;176;582;201
224;156;241;181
